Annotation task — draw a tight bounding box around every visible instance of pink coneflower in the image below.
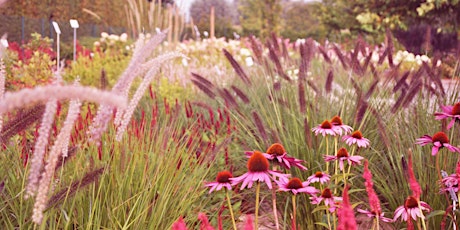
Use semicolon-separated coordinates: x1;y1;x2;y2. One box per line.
312;120;340;136
323;148;364;171
330;115;353;136
231;151;289;190
205;171;233;193
307;171;331;184
416;131;460;156
342;130;370;148
310;188;342;212
246;143;307;170
357;209;394;223
276;177;318;195
393;196;431;222
172;217;187;230
441;173;459;194
434;102;460;129
337;186;357;230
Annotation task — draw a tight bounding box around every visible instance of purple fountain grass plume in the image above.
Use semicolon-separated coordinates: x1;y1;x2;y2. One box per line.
248;35;263;64
363;79;379;100
0;85;127;115
32;98;81;224
391;90;407;113
115;52;183;141
1;104;45;144
317;45;332;64
222;48;251;85
333;44;349;69
113;52;184;127
393;71;410;93
46;166;103;209
217;88;238;109
386;29;395;68
191;72;215;89
298;81;306;114
337;186;357;230
230;85;250;104
252;111;268;142
25;99;57;199
401;80;422;108
325;70;334;94
267;43;291;82
422;62;445;96
88;32;166;143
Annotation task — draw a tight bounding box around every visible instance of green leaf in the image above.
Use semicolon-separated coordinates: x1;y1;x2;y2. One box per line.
425;210;445;219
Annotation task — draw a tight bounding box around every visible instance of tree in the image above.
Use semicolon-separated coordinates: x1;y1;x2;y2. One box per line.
238;0;282;39
281;2;325;41
189;0;236;38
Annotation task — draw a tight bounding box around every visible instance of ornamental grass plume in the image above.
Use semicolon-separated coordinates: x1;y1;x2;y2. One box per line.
25;99;57;199
0;85;127;115
115;52;184;141
337;186;357;230
88;32;166;143
32;98;82;224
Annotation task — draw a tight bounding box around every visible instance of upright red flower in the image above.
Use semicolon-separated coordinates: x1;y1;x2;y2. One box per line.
337;186;357;230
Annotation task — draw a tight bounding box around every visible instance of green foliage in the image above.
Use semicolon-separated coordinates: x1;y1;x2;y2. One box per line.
280;2;326;41
64;35;131;87
238;0;282;38
190;0;237;38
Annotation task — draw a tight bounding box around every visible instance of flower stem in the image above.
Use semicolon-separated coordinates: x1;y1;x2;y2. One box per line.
225;188;237;230
292;195;297;230
326;137;330;172
418;202;427;230
375;215;380;230
272;166;280;230
255;181;260;229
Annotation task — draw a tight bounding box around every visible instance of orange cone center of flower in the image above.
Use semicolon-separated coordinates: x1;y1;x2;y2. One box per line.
320;120;332;129
321;188;332;198
315;171;324;178
287;178;303;189
266;143;286;156
336;148;349;158
247;151;269;172
216;171;233;183
432;132;449;144
404;196;419;209
330;116;343;125
351;130;363;139
453;103;460;115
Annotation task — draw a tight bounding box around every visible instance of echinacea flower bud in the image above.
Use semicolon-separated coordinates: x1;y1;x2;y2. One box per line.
321;120;332;129
432;132;449;144
336;148;349;158
216;171;232;183
321;188;333;198
266;143;286;156
351;130;363;139
286;178;303;190
247;151;269;172
330;115;343;125
453;103;460;115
